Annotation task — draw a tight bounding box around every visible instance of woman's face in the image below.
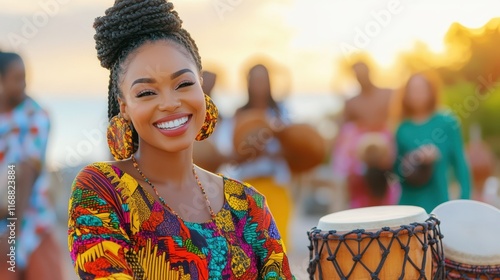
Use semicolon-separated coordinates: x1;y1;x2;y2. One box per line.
1;59;26;104
119;41;205;153
248;66;270;106
405;75;433;114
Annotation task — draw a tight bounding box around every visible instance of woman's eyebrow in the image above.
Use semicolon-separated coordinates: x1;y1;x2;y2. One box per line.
170;68;194;80
130;77;156;89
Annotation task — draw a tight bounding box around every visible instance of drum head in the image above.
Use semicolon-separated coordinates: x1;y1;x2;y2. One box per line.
317;205;428;232
432;200;500;265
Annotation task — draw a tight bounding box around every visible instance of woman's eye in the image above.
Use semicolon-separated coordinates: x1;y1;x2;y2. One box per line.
176;81;195;90
136;90;156;98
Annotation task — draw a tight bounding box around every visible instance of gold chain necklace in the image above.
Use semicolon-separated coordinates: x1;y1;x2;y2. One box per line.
131;154;216;221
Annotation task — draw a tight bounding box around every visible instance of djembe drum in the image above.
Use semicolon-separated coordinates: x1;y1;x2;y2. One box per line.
232;109;272;161
308;206;445;279
276;123;326;173
432;200;500;279
355;132;393;197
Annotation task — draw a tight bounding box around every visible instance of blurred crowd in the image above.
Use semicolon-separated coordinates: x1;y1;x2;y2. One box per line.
197;57;499;251
1;46;500;278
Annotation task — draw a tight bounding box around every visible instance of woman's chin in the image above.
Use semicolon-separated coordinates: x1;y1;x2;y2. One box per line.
156;139;195;154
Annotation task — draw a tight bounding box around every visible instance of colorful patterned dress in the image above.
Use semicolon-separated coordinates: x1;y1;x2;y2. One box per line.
68;162;295;279
0;97;57;269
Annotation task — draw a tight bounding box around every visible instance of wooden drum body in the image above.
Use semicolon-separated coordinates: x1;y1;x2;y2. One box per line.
308;206;444;280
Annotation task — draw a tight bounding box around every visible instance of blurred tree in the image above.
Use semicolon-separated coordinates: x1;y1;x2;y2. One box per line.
397;18;500;155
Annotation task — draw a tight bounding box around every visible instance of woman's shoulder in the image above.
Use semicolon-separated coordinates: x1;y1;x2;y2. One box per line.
76;161;122;177
398;111;456;129
221;175;266;204
72;161;129;191
70;161;140;208
435;110;459;123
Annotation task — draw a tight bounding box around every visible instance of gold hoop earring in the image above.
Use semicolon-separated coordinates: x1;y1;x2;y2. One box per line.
107;114;134;160
195;94;219;141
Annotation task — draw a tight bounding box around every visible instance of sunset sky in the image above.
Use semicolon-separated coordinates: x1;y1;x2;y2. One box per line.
1;0;500;97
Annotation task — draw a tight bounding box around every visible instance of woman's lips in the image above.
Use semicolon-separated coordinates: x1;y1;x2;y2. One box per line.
153;114;192;137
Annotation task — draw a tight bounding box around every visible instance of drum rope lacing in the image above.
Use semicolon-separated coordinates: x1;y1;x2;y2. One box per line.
307;215;445;280
444;259;500;279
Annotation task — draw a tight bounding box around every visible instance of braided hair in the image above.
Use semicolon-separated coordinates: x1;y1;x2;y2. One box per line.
94;0;202;153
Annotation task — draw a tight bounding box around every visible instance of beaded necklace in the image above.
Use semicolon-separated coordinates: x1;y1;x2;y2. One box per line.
131;154;216;221
131;155;236;267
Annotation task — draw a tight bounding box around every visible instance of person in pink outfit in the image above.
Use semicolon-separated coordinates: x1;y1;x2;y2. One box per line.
332;62;400;208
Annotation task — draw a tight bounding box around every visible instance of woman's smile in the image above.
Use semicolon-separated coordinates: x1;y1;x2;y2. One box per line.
153;113;193;137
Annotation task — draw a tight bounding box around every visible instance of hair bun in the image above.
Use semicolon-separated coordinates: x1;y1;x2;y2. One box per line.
94;0;183;69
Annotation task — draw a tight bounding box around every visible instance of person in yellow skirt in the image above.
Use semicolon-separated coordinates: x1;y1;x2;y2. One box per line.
225;64;293;249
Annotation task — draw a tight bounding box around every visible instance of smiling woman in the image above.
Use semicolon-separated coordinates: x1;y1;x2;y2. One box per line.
66;0;294;279
118;41;206;154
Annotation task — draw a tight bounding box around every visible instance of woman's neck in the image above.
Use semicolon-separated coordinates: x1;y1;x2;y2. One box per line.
247;99;269;110
410;110;434;123
133;143;195;190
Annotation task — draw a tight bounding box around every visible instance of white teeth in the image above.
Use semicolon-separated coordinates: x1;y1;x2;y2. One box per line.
156;116;189;130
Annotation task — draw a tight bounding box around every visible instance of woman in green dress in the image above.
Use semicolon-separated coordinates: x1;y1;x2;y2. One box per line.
393;73;471;213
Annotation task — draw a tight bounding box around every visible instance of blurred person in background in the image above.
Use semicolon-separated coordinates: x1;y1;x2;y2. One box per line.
0;52;63;280
229;64;293;248
465;123;496;202
393;72;471;213
201;70;217;97
332;61;399;208
192;71;226;172
482;177;500;209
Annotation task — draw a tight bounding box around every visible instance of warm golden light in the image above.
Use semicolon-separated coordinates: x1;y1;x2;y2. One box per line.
1;0;499;97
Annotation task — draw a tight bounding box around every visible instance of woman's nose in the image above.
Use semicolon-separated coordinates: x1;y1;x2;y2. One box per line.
158;92;181;112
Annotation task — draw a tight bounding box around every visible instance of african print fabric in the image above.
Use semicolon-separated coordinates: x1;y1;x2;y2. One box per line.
68;162;294;279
